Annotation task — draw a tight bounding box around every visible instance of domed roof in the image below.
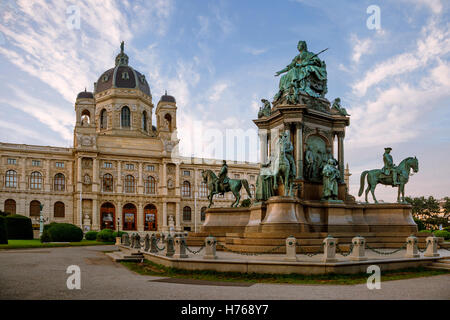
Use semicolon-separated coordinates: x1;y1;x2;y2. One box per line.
94;42;151;96
77;89;94;99
160;91;176;103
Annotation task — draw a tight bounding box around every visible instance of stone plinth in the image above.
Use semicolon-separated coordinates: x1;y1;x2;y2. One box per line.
200;207;251;234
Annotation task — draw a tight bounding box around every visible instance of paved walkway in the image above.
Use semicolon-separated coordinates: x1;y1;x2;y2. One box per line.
0;246;449;300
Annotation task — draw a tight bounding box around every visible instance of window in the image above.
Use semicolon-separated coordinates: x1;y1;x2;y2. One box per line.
102;174;113;192
250;184;256;198
183;170;191;176
104;162;112;169
199;182;208;198
142;111;148;131
54;201;65;218
182;181;191;197
121;106;130;128
55;162;65;168
7;158;16;165
30;172;42;189
5;170;17;188
124;175;135;193
201;207;207;221
4;199;16;215
100;109;107;129
125;164;134;171
30;200;41;217
32;160;41;167
146;165;155;172
121;71;129;80
54;173;65;191
183;206;192;221
145;176;156;194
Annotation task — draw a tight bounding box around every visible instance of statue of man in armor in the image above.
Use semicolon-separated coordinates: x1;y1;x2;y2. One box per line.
382;147;399;185
215;160;229;194
305;145;314;180
280;132;296;178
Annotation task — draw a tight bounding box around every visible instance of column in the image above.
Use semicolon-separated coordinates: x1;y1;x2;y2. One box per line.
44;159;51;191
20;157;26;191
162;202;167;230
117;201;122;231
77;157;82;192
337;132;345;183
161;162;167;195
92;158;98;192
117;161;122;193
138;162;143;194
137;202;144;231
175;202;181;231
175;164;180;196
296;123;303;179
259;129;267;165
92;199;98;230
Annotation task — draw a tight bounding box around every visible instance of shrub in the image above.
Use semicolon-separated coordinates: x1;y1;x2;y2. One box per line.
40;223;83;242
419;230;432;233
113;231;126;239
5;215;33;240
0;216;8;244
433;230;450;240
413;218;426;231
85;230;98;240
96;229;115;242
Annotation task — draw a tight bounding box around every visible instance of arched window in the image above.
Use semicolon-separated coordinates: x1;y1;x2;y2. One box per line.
164;113;172;131
183;206;191;221
54;173;65;191
102;174;113;192
144;204;157;231
30;200;41;217
201;206;207;221
5;170;17;188
182;181;191;198
124;175;135;193
4;199;16;215
30;172;42;189
199;181;208;198
54;201;65;218
142;111;148;131
250;184;256;198
100;109;107;129
145;176;156;194
81;110;90;126
121;106;130;128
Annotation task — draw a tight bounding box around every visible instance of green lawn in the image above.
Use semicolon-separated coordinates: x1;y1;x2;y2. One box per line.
0;239;114;249
121;259;450;285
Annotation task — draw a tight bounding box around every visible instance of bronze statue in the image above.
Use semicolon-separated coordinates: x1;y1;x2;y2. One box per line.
382;147;399;185
258;99;272;118
322;159;340;201
331;98;350;116
215;160;229;195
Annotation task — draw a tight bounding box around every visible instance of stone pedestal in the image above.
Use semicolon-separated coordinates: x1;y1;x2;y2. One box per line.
174;236;188;259
350;236;367;261
115;237;121;245
284;236;297;262
322;236;337;263
424;235;439;257
203;236;217;260
405;235;419;258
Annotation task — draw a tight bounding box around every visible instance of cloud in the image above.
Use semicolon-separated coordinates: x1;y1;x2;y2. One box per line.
242;46;268;56
350;34;372;63
404;0;444;14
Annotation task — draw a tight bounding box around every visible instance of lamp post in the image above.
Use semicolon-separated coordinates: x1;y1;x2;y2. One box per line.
37;204;48;238
115;216;121;245
194;190;198;233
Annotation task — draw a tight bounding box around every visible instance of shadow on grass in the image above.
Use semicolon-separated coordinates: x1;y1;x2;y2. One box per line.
121;259;450;286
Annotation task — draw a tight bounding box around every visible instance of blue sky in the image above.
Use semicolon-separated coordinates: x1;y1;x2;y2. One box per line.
0;0;449;202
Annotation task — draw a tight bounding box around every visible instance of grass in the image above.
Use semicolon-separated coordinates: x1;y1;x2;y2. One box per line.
121;259;450;285
0;239;114;249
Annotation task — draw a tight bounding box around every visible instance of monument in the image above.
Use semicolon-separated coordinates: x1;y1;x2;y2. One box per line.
193;40;421;252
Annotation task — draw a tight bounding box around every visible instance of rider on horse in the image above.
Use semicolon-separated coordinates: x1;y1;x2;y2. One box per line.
382;147;399;185
215;160;230;194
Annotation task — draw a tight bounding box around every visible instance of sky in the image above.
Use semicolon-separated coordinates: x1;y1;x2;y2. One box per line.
0;0;449;202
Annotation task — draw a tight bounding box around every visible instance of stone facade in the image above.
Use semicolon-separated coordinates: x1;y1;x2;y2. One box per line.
0;46;259;233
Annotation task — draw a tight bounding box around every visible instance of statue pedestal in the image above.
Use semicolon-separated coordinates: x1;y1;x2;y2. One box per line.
260;196;310;234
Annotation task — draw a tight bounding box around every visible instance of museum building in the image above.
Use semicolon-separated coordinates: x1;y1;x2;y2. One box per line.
0;45;259;233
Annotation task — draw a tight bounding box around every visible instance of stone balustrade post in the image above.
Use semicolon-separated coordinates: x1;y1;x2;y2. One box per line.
322;236;337;263
133;233;141;250
203;236;217;260
405;235;419;258
143;234;150;252
123;233;130;246
174;236;188;259
285;236;297;262
350;236;367;261
424;235;439;257
150;234;158;253
165;234;175;257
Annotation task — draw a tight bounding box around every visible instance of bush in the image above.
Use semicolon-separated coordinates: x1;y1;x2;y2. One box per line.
433;230;450;240
0;216;8;244
96;229;115;242
85;231;98;240
113;231;126;239
40;223;83;242
413;218;426;231
419;230;432;233
5;215;33;240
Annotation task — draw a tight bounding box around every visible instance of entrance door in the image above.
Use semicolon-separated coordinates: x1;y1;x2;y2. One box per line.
144;204;157;231
123;203;137;230
100;202;115;230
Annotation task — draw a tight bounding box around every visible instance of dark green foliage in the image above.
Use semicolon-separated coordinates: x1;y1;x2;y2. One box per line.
85;231;98;240
414;217;426;231
240;199;252;207
406;196;449;230
96;229;115;242
113;231;126;238
0;210;7;217
0;216;8;244
40;223;83;242
433;230;450;240
5;215;33;240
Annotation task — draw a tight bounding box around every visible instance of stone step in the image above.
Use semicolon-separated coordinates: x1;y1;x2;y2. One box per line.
427;264;450;271
106;252;144;262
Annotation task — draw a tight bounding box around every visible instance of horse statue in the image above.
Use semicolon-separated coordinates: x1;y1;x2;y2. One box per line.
201;169;252;208
358;156;419;203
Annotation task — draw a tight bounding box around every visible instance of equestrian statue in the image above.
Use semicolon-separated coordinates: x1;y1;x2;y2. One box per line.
358;147;419;203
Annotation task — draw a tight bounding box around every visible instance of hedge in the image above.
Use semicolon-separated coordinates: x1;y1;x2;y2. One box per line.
96;229;115;242
433;230;450;240
5;215;33;240
85;231;98;240
40;223;83;242
0;216;8;244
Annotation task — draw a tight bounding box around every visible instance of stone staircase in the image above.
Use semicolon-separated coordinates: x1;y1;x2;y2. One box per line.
427;257;450;271
106;250;144;262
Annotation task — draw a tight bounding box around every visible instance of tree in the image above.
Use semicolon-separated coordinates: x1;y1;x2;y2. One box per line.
405;196;449;230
